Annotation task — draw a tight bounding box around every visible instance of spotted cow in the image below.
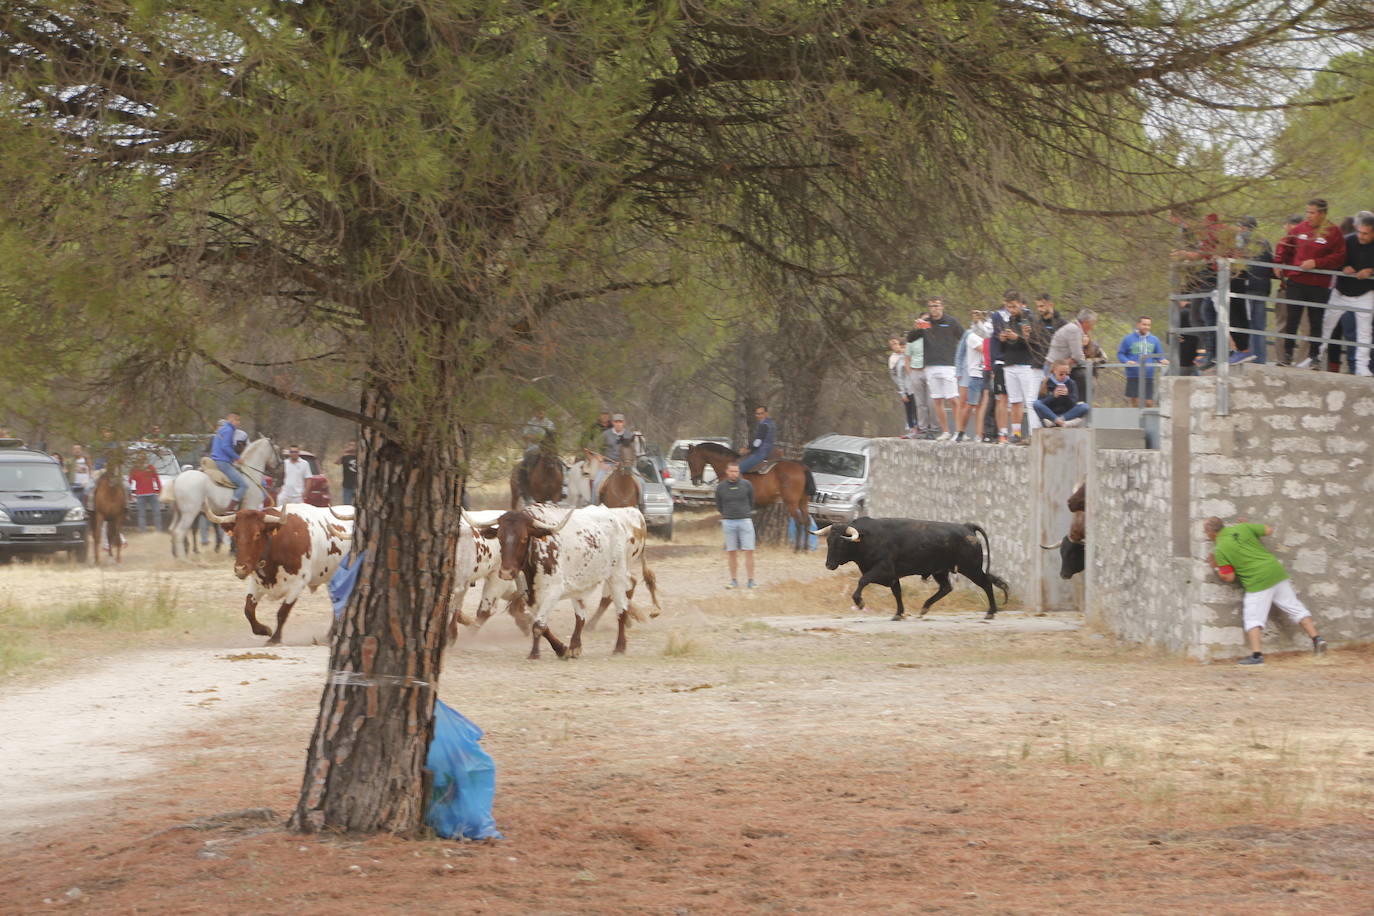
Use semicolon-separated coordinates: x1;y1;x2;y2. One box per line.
469;504;659;659
210;504;354;644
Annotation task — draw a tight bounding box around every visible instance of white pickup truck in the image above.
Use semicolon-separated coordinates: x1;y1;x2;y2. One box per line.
664;437;731;506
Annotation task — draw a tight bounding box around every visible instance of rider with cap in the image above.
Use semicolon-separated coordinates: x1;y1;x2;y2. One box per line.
211;412;249;511
591;413;635;501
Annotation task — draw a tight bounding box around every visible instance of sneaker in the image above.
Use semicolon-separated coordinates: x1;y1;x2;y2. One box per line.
996;435;1008;446
747;579;757;589
1228;351;1256;365
1237;653;1264;666
953;432;965;443
1275;360;1291;368
1064;417;1086;428
1295;357;1312;369
726;579;740;590
1041;418;1056;428
1011;434;1029;446
935;432;952;442
1313;636;1327;655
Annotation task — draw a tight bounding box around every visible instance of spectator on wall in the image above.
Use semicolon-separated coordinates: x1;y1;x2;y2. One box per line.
908;297;963;440
904;312;938;438
1027;292;1066;373
1117;316;1170;408
1033;360;1090;429
1232;217;1275;364
954;310;992;443
1275;198;1346;368
1045;308;1098;396
1320;212;1374;375
990;290;1036;446
887;336;917;437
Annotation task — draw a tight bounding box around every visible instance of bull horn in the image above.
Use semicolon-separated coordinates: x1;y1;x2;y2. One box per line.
328;506;356;521
810;525;833;537
843;525;860;542
203;503;237;525
459;506;483;528
544;507;575;533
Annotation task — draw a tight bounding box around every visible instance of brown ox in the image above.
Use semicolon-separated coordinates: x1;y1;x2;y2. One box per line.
207;503;353;644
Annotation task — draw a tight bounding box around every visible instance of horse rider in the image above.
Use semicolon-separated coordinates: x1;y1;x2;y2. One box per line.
582;409;612;453
737;405;776;474
211;412;250;511
516;409;557;497
589;413;635;501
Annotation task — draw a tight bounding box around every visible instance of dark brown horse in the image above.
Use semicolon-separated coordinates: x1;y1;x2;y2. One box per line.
90;464;129;564
510;449;564;509
686;441;817;550
598;443;641;510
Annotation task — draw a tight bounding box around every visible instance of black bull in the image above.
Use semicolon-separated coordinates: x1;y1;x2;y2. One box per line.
1042;510;1086;580
814;517;1011;621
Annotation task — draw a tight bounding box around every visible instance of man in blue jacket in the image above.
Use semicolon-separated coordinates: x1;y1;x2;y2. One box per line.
738;405;776;473
211;412;249;511
1117;316;1170;408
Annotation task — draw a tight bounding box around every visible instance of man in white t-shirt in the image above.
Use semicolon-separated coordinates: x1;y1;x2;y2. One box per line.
278;445;309;505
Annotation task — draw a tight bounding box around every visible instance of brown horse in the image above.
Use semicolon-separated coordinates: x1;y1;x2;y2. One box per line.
89;464;129;564
597;443;641;510
686;441;817;550
510;449;564;509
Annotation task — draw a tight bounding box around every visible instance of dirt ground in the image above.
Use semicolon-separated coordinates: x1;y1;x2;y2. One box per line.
1;512;1372;915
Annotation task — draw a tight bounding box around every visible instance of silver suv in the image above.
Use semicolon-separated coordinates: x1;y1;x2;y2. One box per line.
0;441;88;562
803;434;872;524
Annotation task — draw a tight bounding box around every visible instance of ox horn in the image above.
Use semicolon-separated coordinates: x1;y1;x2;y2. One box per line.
810;525;833;537
328;506;356;521
543;507;576;533
203;503;237;525
843;525;860;542
459;506;483;528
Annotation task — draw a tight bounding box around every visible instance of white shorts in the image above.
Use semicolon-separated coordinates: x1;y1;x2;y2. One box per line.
925;366;958;400
1003;365;1041;405
1241;578;1310;631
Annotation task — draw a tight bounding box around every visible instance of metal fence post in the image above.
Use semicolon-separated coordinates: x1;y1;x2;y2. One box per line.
1215;258;1230;416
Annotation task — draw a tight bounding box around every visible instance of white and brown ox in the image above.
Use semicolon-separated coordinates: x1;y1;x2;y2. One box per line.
447;508;528;642
464;504;659;659
206;503;354;644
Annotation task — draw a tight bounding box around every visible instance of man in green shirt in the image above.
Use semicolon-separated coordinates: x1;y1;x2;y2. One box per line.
1204;517;1327;665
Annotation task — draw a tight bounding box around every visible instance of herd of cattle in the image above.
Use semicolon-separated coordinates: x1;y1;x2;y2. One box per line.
195;484;1088;651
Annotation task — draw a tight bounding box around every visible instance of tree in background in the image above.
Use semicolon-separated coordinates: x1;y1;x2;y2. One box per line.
2;0;1368;835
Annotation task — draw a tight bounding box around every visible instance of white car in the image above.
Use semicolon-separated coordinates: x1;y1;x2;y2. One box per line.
665;437;731;506
803;434;872;524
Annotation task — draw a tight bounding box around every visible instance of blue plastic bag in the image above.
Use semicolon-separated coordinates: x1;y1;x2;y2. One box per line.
425;699;502;840
327;549;367;621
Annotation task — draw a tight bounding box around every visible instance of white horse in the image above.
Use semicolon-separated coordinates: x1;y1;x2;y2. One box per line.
165;436;279;559
565;459;594;508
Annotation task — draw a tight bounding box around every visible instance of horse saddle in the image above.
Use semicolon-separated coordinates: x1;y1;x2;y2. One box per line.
751;459;779;475
200;457;235;488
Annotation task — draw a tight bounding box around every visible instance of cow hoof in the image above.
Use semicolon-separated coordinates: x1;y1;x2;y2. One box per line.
982;612;996;621
890;613;905;622
266;637;282;646
526;652;541;661
613;647;626;655
567;646;582;659
850;604;862;613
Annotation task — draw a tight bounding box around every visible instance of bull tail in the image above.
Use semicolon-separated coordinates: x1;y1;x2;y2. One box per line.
987;572;1011;606
641;554;661;614
969;522;992;574
804;467;817;497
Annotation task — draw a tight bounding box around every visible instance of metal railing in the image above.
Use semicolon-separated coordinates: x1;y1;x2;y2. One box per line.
1169;257;1373;415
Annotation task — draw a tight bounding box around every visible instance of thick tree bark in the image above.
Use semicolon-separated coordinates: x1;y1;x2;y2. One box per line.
289;381;461;834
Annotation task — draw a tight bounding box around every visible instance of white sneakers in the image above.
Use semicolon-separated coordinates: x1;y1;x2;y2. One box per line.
1295;358;1313;369
935;432;953;441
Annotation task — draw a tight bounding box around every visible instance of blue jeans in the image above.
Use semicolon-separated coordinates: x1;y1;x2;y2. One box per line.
214;460;248;502
197;512;224;547
737;450;765;473
1247;298;1268;364
1033;401;1090;424
342;486;356;507
135;493;162;532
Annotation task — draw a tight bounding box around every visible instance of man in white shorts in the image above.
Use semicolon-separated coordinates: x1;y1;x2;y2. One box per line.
1205;516;1327;665
908;297;964;440
991;291;1037;445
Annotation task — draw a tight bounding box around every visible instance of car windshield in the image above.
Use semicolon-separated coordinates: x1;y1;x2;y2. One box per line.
0;462;70;491
635;458;659;479
803;448;866;479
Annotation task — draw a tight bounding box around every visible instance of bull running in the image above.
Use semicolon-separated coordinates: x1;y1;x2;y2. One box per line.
813;517;1011;621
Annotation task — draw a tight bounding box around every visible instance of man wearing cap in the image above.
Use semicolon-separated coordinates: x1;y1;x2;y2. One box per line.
278;445;308;505
336;442;358;506
1276;198;1346;367
592;413;635;500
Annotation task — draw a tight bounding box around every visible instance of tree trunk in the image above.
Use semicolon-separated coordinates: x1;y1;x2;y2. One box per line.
289;382;462;835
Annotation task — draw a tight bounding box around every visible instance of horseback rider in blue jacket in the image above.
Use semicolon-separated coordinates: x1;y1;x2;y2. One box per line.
211;413;249;511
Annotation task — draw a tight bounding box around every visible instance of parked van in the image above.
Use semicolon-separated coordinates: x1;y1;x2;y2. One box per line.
802;434;872;525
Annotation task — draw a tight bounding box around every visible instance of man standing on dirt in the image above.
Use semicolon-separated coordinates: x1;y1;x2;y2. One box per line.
715;460;756;589
1204;516;1327;665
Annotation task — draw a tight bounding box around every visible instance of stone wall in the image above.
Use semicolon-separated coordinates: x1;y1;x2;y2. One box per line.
869;363;1374;658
